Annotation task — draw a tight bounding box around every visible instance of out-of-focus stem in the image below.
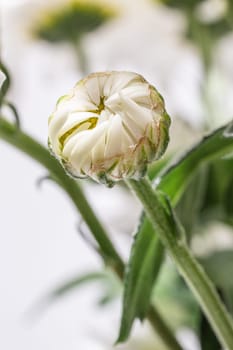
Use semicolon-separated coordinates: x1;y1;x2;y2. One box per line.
0;117;124;277
72;38;88;75
148;306;183;350
0;117;183;350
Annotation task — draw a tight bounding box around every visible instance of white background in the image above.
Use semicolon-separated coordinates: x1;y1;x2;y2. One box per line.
1;0;233;349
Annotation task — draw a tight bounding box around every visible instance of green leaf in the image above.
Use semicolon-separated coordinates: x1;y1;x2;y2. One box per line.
31;271;110;315
120;122;233;342
157;121;233;206
147;155;171;181
160;122;233;231
175;166;208;235
199;250;233;289
117;214;164;343
118;122;233;344
197;159;233;227
48;271;107;299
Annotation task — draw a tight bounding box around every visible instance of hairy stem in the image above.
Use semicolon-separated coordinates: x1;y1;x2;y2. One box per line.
128;177;233;350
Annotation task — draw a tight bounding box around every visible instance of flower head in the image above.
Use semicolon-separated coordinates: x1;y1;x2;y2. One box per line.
32;0;116;44
48;71;170;186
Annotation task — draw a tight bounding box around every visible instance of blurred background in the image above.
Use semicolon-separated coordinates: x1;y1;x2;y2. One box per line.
1;0;233;349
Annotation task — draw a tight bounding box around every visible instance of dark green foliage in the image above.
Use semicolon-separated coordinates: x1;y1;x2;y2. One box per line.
33;1;115;44
175;166;208;235
162;0;203;11
199;311;221;350
157;122;233;206
200;160;233;226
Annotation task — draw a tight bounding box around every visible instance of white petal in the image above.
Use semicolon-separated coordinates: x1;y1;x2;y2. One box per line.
98;109;112;124
91;130;107;164
69;122;108;173
59;112;98;137
120;113;143;140
104;91;121;110
121;124;135;149
121;83;151;106
102;73;116;97
62;132;82;160
73;84;97;111
106;94;151;139
104;115;122;158
48;111;68;154
96;73;109;97
119;94;152;129
84;75;100;105
106;71;140;95
49;71;169;184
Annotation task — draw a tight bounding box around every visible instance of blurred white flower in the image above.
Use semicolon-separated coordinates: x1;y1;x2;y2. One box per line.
48;71;170;185
0;0;28;8
196;0;228;24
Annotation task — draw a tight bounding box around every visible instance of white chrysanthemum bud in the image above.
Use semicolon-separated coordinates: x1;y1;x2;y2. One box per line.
48;71;170;186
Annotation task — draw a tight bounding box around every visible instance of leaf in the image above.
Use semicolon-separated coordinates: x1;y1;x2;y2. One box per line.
48;271;107;299
117;214;164;343
175;166;208;235
118;123;233;344
163;124;233;231
196;159;233;227
199;250;233;289
51;269;121;307
28;269;122;320
147;155;171;181
156;121;233;206
118;122;233;343
29;271;109;317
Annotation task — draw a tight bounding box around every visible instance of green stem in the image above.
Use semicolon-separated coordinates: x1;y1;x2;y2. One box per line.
0;117;182;350
72;38;88;75
128;177;233;350
0;117;123;277
148;306;183;350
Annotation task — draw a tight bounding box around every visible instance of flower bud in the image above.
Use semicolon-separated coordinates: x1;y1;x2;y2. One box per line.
48;71;170;186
